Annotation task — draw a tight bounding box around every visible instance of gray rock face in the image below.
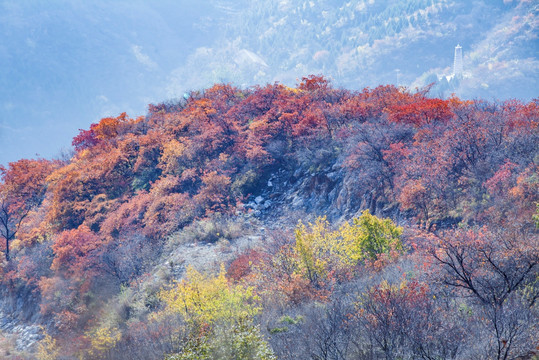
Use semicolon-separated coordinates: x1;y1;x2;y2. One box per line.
14;324;41;351
245;159;405;226
0;290;43;352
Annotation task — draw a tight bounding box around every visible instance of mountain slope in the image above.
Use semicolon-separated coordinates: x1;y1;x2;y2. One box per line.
172;0;538;99
0;78;537;359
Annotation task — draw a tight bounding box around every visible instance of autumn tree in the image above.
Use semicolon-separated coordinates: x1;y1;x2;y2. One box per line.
72;126;100;152
1;77;537;358
258;212;403;303
158;265;275;360
51;224;104;279
294;211;402;287
36;329;60;360
388;97;452;127
431;226;539;359
354;279;465;359
344;116;414;209
0;159;57;261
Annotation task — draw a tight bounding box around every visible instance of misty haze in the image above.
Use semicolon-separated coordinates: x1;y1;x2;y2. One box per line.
0;1;537;359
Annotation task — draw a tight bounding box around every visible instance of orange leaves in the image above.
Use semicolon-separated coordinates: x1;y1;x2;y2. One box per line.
503;98;539;130
97;175;196;241
93;116;122;140
276;272;323;305
194;171;232;214
99;191;151;240
0;158;59;208
398;180;429;216
92;112;140;141
185;98;219;128
51;225;103;277
2;76;538;355
292;106;329;138
46;147;134;230
0;158;59;260
511;165;539;201
72;113;141;152
159;139;187;175
243;117;277;164
144;192;193;238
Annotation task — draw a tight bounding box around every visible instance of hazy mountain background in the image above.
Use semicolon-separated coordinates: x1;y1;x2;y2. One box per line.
1;0;537;166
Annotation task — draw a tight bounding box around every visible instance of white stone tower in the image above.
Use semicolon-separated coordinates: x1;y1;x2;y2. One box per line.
453;44;463;76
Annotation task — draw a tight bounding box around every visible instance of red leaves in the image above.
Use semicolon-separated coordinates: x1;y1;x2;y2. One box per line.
2;76;537;354
503;98;539;130
298;75;331;93
388;97;453;126
72;127;100;152
227;249;262;282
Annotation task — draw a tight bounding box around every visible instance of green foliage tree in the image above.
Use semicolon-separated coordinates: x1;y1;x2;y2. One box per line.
351;210;403;260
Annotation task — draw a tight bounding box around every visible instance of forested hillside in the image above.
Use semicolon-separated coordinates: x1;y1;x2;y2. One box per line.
175;0;538;99
2;0;537;165
0;76;538;359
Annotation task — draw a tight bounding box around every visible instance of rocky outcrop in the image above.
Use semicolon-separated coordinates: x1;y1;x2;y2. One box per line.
0;288;43;352
244;162;406;227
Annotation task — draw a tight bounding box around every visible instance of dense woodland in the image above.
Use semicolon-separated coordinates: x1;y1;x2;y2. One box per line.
176;0;537;100
0;76;538;359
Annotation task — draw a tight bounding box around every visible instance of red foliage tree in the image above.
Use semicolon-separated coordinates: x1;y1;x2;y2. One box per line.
51;225;104;278
388;97;453;126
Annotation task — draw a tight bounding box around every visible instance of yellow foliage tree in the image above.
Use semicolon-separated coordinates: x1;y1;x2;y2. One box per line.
159;265;275;360
36;330;59;360
86;325;121;359
293;210;403;286
160;265;260;326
